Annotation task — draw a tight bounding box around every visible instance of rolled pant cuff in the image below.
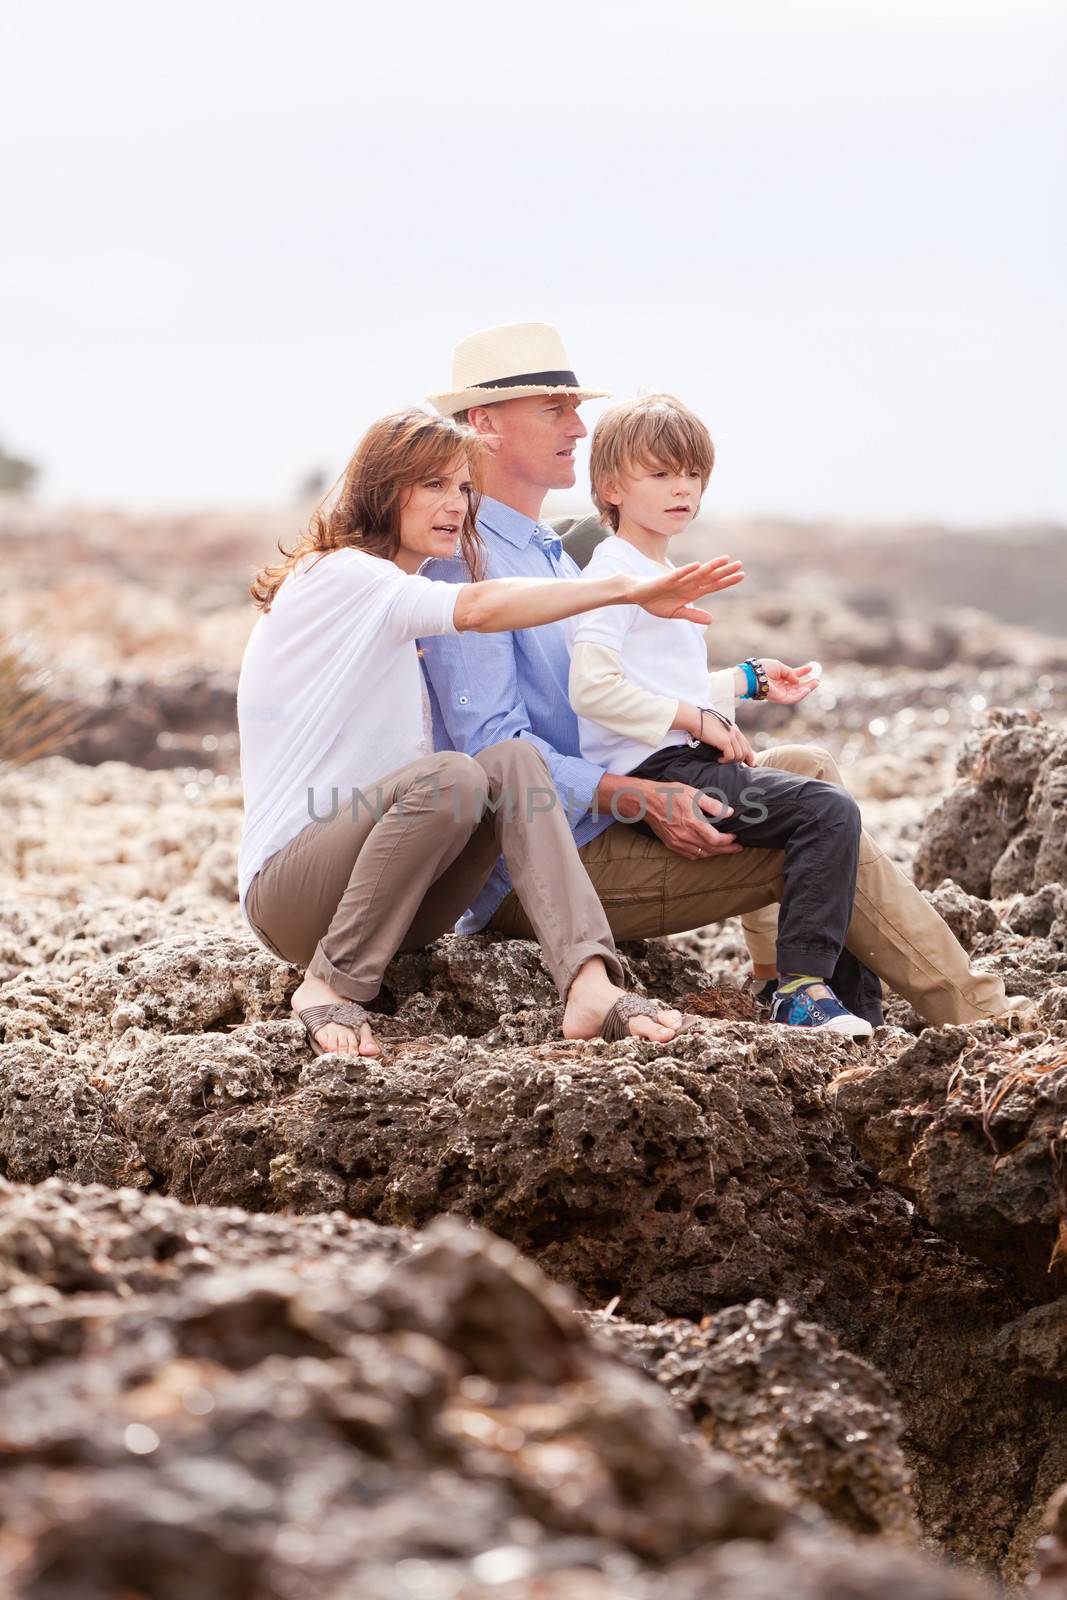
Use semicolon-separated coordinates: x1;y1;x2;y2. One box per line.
308;945;381;1003
776;945;838;981
557;939;626;1000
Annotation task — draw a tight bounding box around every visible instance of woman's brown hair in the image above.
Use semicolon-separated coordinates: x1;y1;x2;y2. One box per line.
250;409;486;612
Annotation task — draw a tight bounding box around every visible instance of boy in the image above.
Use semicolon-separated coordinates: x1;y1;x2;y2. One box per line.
569;392;874;1036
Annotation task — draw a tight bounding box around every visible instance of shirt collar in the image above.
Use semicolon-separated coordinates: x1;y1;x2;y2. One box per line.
477;494;549;551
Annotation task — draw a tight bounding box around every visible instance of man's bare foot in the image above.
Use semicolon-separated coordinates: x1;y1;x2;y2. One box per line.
290;973;380;1057
562;958;687;1044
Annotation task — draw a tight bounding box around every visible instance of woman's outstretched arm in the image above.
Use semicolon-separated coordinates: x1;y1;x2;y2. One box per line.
452;555;743;634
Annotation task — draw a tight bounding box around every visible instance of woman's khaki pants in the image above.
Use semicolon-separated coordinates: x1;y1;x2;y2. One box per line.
490;743;1008;1027
245;741;623;1003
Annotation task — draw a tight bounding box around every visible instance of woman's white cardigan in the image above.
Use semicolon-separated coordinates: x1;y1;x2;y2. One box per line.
236;548;459;922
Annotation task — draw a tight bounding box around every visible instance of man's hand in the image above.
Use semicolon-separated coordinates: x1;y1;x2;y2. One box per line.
598;773;744;859
760;659;820;704
628;556;744;623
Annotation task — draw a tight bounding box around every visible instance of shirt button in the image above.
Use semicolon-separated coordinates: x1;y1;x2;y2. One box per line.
458;694;470;705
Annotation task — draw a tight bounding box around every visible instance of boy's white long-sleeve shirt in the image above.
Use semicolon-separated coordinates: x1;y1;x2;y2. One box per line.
566;534;736;775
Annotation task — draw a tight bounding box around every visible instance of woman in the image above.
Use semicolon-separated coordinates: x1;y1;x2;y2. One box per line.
237;409;741;1059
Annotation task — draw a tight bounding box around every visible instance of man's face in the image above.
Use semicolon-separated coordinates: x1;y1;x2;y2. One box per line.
489;394;587;491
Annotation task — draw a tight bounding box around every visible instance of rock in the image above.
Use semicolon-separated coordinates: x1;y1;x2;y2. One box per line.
915;712;1067;897
830;1018;1067;1294
1018;748;1067;895
1;917;1063;1578
190;1024;871;1315
922;881;999;953
992;1299;1067;1379
6;509;1067;1594
1002;884;1067;941
48;665;239;772
0;1175;412;1371
0;1041;149;1189
0;1180;1002;1600
913;782;1011;897
73;929;294;1036
586;1298;916;1538
0;1186;802;1598
101;1023;307;1208
0;757;243;912
662;1531;997;1600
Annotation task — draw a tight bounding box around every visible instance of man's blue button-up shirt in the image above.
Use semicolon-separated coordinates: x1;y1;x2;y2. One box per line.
418;495;615;933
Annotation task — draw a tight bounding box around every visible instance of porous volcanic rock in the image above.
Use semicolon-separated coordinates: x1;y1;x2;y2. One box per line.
0;757;244;912
830;1016;1067;1295
915;710;1067;897
0;1180;1002;1600
0;1038;149;1188
0;1176;413;1372
922;881;1000;953
2;916;1065;1577
586;1298;916;1538
0;1179;935;1600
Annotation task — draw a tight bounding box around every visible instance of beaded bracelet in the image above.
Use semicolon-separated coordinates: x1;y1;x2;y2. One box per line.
744;657;770;701
737;660;759;700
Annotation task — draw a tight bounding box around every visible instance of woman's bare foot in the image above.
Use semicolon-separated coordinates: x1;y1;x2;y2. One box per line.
290;973;380;1057
561;958;687;1044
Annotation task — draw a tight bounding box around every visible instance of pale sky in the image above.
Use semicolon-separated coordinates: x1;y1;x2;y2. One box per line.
2;0;1065;520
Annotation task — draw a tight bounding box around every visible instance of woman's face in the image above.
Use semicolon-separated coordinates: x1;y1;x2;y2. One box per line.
395;454;474;572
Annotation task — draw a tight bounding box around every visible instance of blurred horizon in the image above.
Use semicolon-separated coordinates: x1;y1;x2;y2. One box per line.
3;0;1065;521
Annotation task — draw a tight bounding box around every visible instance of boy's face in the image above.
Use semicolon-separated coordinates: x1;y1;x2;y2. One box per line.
611;459;704;538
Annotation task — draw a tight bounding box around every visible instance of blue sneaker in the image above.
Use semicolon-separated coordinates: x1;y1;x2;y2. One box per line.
751;978;778;1013
770;979;873;1038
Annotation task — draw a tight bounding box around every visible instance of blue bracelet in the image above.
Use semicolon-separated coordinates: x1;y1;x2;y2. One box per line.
738;660;759;700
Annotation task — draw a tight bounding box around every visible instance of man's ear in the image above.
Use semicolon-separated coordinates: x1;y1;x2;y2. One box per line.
466;403;504;453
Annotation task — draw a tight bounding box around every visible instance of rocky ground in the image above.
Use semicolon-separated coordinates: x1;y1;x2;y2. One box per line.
0;500;1065;1597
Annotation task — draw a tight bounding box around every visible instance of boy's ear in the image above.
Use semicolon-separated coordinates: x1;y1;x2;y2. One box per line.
602;473;622;508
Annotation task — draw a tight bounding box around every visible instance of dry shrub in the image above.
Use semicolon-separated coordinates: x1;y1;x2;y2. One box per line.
0;634;87;768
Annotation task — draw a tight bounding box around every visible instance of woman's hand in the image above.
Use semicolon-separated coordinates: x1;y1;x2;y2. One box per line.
629;556;744;622
760;659;820;704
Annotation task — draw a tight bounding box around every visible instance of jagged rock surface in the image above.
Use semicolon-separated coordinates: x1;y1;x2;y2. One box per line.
915;711;1067;898
2;915;1065;1578
830;1015;1067;1294
585;1299;916;1538
3;712;1067;1586
0;1180;1002;1600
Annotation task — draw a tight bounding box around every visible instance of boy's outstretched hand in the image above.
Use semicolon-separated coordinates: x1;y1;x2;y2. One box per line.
630;556;745;623
759;659;821;704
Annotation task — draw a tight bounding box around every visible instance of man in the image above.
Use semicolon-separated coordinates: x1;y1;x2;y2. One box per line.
418;321;1008;1026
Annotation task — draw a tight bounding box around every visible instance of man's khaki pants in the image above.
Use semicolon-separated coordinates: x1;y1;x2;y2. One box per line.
490;743;1007;1027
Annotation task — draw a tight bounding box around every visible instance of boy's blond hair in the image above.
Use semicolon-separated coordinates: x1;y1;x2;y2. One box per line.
589;393;715;531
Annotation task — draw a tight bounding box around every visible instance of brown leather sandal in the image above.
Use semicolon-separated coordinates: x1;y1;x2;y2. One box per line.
297;1000;378;1058
598;994;696;1043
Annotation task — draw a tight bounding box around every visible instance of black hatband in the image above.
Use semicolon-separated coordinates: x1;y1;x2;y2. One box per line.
475;368;579;390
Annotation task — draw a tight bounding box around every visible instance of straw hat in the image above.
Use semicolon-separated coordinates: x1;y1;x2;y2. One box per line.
427;321;610;417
